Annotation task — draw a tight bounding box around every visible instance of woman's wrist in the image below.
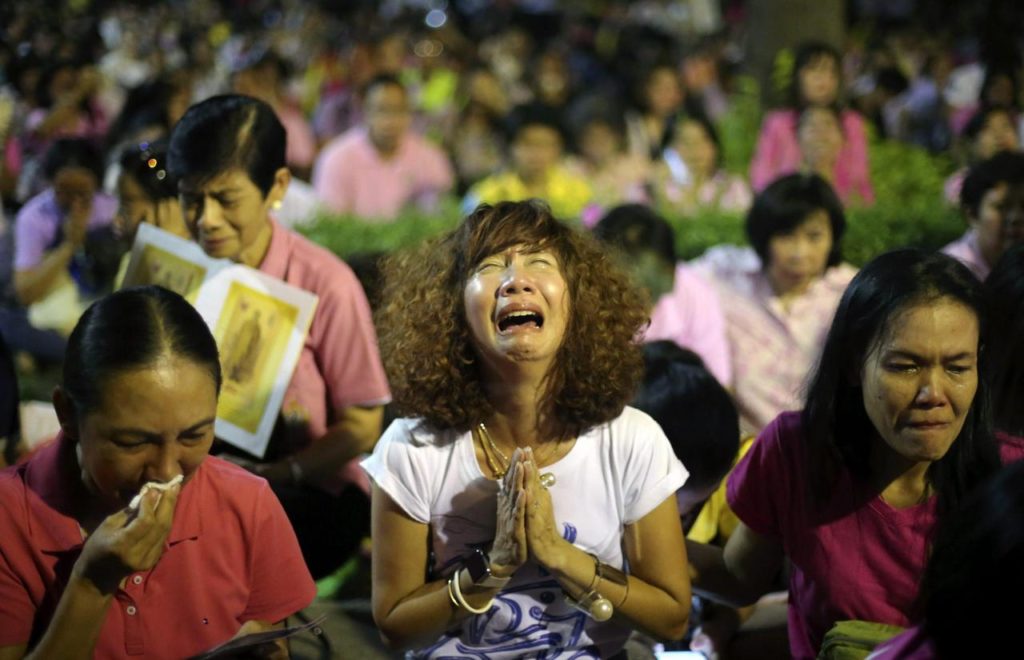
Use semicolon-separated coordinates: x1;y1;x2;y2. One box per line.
455;568;503;603
255;458;303;486
59;240;79;257
488;559;515;579
533;534;572;574
70;562;121;599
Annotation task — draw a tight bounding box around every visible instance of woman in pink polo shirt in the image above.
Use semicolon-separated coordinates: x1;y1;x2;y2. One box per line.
694;173;856;436
0;286;314;659
686;250;1019;659
167;94;390;579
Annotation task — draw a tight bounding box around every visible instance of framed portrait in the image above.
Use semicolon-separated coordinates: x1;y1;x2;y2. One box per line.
120;225;318;457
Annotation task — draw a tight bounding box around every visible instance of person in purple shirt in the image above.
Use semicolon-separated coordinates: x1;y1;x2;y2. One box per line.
1;139;117;362
687;250;1017;659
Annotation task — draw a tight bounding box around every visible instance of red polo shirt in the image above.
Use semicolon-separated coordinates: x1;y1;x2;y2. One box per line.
0;434;316;658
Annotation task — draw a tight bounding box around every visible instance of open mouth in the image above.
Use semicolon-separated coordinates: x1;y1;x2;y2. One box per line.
496;309;544;333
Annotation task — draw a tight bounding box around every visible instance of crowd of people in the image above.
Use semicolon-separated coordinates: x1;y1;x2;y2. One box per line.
1;1;1024;659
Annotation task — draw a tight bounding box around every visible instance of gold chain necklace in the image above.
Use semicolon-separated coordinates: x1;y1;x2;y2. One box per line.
477;422;558;488
476;425;507;478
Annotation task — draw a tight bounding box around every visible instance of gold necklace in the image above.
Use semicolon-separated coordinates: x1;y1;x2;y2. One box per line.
478;422;558;488
476;424;507;478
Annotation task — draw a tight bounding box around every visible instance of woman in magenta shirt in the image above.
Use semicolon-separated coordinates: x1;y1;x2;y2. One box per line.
686;250;1017;658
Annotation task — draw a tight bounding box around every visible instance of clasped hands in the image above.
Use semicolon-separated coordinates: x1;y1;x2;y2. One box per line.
488;447;565;577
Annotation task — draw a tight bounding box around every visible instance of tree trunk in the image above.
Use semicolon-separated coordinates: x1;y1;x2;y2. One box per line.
744;0;846;108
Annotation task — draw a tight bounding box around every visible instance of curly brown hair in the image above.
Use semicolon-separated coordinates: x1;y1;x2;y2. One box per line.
376;200;650;436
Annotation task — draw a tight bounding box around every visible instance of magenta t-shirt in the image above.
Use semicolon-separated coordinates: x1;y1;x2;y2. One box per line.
728;412;1024;659
727;411;935;659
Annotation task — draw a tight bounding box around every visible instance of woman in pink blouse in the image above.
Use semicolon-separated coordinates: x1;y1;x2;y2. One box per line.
652;113;752;215
750;41;873;205
693;174;855;436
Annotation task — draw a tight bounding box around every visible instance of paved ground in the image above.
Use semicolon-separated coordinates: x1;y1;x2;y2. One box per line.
290;599;399;660
276;551;400;660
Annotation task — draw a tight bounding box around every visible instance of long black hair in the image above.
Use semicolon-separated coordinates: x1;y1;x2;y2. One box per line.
985;244;1024;436
118;140;177;201
801;249;1001;518
633;341;739;492
789;40;842;109
63;286;221;416
920;460;1024;658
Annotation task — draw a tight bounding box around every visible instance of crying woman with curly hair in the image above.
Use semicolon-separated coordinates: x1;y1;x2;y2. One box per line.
362;200;692;657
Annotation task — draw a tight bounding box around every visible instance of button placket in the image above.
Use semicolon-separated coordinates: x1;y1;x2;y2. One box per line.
120;594;144;655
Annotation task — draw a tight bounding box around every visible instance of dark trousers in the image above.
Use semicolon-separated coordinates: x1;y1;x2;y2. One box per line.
0;307;66;364
269;482;370;581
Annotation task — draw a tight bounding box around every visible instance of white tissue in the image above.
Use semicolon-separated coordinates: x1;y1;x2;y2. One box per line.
128;474;183;510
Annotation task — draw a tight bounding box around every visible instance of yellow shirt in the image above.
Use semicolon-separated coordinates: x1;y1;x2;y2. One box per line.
685;436;755;544
467;167;592;219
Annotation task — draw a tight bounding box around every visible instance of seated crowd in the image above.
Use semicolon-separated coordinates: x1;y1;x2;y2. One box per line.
2;3;1024;659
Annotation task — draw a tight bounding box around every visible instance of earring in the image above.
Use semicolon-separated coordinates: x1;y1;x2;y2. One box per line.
272;199;283;210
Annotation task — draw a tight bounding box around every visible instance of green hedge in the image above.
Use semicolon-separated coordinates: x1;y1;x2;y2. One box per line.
298;82;967;268
298;154;964;268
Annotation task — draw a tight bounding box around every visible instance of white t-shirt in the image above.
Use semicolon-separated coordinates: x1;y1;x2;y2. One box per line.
361;406;688;658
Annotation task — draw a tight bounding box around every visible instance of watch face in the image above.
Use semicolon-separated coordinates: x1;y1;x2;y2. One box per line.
465;548;490;584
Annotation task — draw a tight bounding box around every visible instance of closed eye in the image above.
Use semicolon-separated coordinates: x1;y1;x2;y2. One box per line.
111;437;152;449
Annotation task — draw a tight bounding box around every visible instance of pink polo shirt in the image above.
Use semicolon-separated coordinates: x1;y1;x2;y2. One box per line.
277;103;317;171
644;263;732;387
312;127;454;221
0;433;315;658
258;221;390;489
693;246;855;435
941;229;989;280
